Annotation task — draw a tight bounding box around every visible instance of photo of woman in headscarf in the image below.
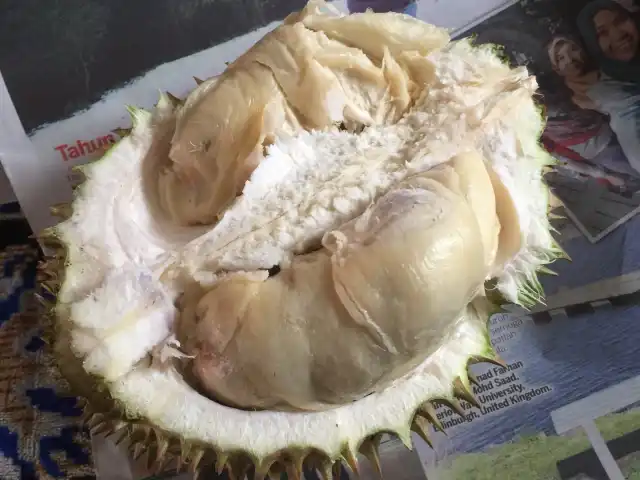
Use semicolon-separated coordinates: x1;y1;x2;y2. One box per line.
546;34;640;181
569;0;640;174
578;0;640;79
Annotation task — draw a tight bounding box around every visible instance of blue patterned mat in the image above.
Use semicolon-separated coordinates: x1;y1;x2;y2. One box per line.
0;240;95;479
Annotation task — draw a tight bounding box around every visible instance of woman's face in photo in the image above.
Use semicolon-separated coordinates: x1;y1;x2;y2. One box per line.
593;8;639;61
554;40;587;77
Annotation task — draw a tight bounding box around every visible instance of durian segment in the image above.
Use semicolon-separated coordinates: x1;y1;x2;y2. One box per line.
189;155;495;411
162;4;450;227
107;295;493;466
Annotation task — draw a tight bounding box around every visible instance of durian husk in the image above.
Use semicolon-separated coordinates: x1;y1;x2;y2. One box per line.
36;220;505;479
36;66;562;479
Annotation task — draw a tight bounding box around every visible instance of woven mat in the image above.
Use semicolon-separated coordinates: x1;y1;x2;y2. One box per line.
0;241;96;479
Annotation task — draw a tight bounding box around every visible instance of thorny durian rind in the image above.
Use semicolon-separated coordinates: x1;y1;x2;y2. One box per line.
38;0;563;477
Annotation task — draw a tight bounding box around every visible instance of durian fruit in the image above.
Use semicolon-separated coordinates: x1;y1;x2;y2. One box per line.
37;0;564;478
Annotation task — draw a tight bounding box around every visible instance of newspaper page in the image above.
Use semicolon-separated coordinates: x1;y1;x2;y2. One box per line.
2;0;640;479
410;2;640;480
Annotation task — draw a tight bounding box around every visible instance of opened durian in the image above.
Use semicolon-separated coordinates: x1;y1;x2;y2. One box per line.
38;1;564;478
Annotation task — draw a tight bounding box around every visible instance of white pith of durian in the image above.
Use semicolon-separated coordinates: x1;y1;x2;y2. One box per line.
37;1;564;477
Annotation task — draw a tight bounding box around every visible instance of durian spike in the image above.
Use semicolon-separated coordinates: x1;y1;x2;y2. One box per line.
111;423;131;446
418;402;444;433
37;259;57;271
38;227;60;244
332;461;343;480
176;440;191;472
359;436;383;479
33;292;51;307
266;468;281;480
538;265;558;276
411;415;433;448
112;127;132;138
288;452;305;480
470;354;507;369
138;425;152;444
286;462;302;480
254;458;275;480
36;271;55;284
317;460;335;480
39;332;52;346
467;370;480;386
80;409;95;426
74;397;88;409
453;377;480;409
227;457;250;480
395;427;413;450
50;203;72;219
215;451;229;474
90;420;113;437
132;442;146;461
145;446;161;473
189;448;205;474
194;76;204;85
166;91;183;106
342;446;360;477
269;461;286;479
153;432;170;466
40;281;57;296
440;398;466;418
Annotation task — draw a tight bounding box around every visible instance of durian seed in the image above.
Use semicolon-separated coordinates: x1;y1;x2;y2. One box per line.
453;377;480;408
194;76;204;85
50;203;72;219
419;402;444;433
359;437;382;479
411;415;433;448
189;448;205;473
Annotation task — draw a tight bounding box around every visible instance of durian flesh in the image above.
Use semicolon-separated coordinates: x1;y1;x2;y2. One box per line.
42;0;561;477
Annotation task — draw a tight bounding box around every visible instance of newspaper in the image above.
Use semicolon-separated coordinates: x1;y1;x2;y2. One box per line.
2;0;640;479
